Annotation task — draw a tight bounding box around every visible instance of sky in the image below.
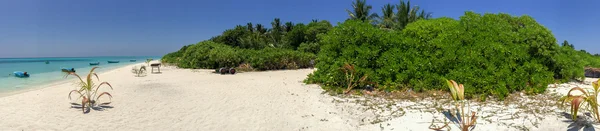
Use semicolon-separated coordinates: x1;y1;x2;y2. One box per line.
0;0;597;58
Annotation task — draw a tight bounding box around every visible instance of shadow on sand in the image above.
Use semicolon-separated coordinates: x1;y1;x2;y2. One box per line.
70;102;113;114
560;112;597;131
439;110;476;131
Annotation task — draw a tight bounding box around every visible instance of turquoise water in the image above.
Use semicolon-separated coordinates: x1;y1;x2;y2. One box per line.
0;56;161;93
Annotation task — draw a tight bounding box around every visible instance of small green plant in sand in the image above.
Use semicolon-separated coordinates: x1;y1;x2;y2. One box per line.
430;80;477;131
67;67;113;113
132;65;147;77
341;63;368;94
146;58;153;66
560;79;600;122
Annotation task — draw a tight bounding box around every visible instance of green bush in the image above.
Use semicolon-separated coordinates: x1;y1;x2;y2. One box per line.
244;48;316;70
297;42;320;54
305;20;394;89
163;41;316;71
208;19;332;50
177;41;231;69
161;45;191;64
307;12;566;99
551;46;586;82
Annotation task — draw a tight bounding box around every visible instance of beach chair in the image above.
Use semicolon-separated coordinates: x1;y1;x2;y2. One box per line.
150;63;161;73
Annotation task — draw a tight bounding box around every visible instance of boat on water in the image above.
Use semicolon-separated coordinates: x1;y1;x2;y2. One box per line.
45;61;50;64
12;71;30;78
107;61;120;63
130;60;137;62
89;62;100;65
61;68;76;72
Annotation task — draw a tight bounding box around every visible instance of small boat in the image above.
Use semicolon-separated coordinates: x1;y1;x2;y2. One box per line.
61;68;76;72
107;61;120;63
130;60;137;62
13;71;30;78
45;61;50;64
89;62;100;65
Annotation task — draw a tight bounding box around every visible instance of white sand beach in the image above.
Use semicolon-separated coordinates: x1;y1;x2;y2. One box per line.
0;62;598;131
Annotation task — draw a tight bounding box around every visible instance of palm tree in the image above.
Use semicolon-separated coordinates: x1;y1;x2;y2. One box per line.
270;18;284;47
562;40;574;48
247;22;254;32
284;22;294;32
256;24;267;34
346;0;378;22
396;0;432;30
378;3;395;29
271;18;282;32
311;19;319;23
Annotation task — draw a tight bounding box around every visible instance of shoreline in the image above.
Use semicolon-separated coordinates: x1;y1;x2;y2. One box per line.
0;62;145;98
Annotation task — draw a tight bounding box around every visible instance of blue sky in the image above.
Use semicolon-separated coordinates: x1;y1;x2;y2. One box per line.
0;0;597;58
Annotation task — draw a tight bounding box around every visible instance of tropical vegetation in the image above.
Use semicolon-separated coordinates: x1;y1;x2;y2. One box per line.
430;80;477;131
163;41;316;70
132;65;147;77
560;79;600;122
66;67;113;113
163;0;600;100
162;18;331;70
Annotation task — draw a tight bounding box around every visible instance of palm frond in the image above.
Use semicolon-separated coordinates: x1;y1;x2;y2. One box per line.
66;72;85;85
96;92;113;103
571;96;585;120
92;73;99;81
567;87;589;97
68;90;83;100
346;9;356;19
93;82;113;98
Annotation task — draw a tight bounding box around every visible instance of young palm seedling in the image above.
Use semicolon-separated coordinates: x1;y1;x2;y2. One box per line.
67;67;113;113
340;63;368;94
430;80;477;131
132;65;147;77
560;79;600;122
146;58;153;66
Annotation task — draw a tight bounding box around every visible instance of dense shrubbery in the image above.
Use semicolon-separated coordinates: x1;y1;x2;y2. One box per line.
162;45;191;64
551;40;600;82
306;12;587;99
209;19;332;50
552;43;586;81
162;41;316;71
162;0;600;100
163;18;329;71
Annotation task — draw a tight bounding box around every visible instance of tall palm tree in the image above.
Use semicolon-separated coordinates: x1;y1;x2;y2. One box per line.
271;18;282;32
284;22;294;32
396;0;432;30
378;3;395;29
270;18;284;47
256;24;267;34
346;0;378;22
246;22;254;32
562;40;574;48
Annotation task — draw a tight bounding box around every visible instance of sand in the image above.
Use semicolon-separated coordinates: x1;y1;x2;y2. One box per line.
0;62;598;131
0;63;356;130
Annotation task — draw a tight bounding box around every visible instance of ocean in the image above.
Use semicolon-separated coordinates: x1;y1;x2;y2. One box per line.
0;56;161;93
